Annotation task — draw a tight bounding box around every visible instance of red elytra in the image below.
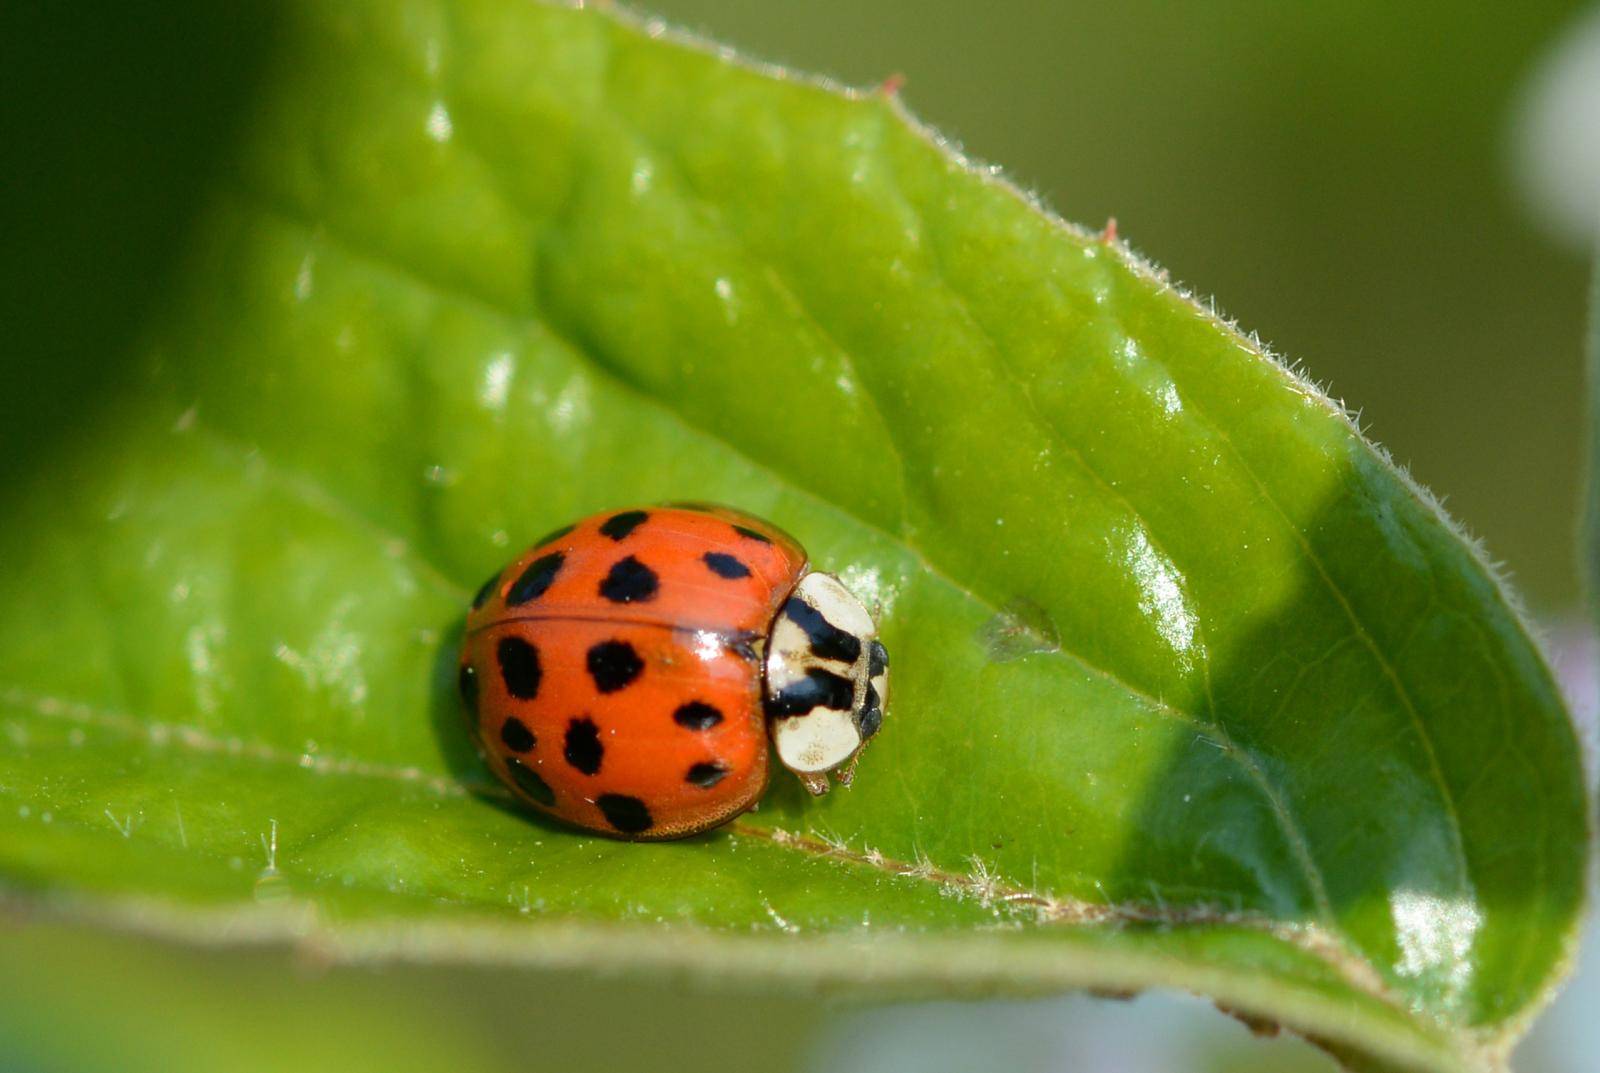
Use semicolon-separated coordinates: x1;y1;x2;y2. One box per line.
459;505;811;839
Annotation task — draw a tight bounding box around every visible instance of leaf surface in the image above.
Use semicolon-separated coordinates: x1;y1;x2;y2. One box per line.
0;4;1589;1071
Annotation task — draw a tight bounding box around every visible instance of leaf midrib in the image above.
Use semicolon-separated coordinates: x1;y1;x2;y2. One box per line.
2;678;1407;1022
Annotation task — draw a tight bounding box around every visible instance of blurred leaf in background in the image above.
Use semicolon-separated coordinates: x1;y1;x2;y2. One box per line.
0;920;824;1073
0;2;279;492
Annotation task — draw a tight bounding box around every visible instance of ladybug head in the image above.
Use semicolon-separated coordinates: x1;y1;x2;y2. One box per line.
763;571;889;796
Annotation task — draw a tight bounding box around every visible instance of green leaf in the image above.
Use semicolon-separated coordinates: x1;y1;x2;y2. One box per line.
0;918;826;1073
0;3;1588;1071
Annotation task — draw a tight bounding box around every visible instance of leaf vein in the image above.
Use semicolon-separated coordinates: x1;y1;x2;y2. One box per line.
186;418;471;605
2;685;501;801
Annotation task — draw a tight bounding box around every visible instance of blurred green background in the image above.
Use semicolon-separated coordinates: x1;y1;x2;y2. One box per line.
3;1;1593;1070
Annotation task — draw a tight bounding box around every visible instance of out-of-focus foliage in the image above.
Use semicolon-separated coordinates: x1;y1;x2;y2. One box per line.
0;920;823;1073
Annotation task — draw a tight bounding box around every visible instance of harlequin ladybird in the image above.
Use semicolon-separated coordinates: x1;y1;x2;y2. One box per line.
458;505;889;840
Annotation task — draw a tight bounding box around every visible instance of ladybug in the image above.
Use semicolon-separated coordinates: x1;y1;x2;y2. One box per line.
457;504;889;840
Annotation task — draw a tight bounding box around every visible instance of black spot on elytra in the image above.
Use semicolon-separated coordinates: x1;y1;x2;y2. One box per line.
534;523;576;548
471;570;500;610
506;757;555;806
782;596;862;666
733;524;771;544
599;510;649;541
702;552;751;580
859;684;883;738
597;793;652;834
506;552;564;605
599;556;658;603
500;716;535;753
869;639;889;679
673;701;723;731
586;639;643;693
497;636;542;700
764;668;855;717
564;717;603;775
458;663;478;716
686;761;728;788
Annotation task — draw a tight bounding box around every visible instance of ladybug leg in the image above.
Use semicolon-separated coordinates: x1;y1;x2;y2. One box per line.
797;769;831;796
836;751;863;787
